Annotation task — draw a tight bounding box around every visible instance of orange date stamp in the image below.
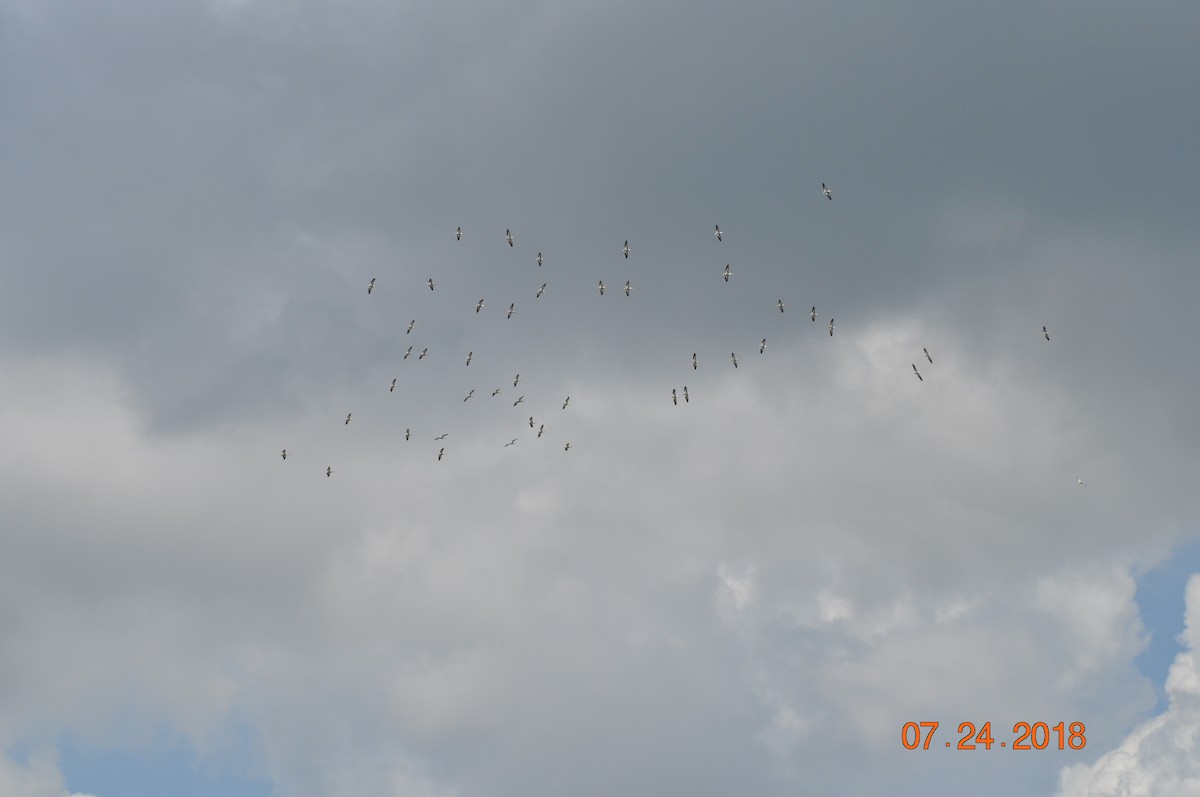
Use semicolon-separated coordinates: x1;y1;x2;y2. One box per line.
901;721;1086;750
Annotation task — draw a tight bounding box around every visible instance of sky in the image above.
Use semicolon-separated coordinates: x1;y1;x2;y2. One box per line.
1;0;1199;795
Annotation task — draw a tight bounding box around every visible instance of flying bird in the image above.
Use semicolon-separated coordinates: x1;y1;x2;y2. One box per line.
367;278;376;294
723;264;732;282
466;351;473;366
912;363;923;382
427;278;436;291
513;373;520;387
505;438;518;447
389;378;397;392
438;448;445;460
326;466;333;477
536;283;546;298
822;182;832;200
536;252;543;267
456;226;462;240
829;319;836;336
513;396;525;407
562;396;570;409
475;299;484;313
598;280;605;296
406;319;415;334
715;224;722;242
924;347;933;364
624;280;631;296
537;424;544;438
281;449;287;460
405;428;411;440
345;413;352;425
682;386;689;403
1077;478;1087;486
506;229;514;247
1043;326;1051;341
492;388;501;397
810;306;817;322
463;389;475;402
564;442;571;451
506;303;515;318
419;348;428;359
672;388;678;405
435;433;449;441
691;353;698;370
777;299;785;313
760;338;766;354
623;240;630;258
404;346;413;360
731;353;739;368
528;416;535;428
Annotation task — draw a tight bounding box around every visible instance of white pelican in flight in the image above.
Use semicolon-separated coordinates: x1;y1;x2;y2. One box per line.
537;252;543;267
506;229;514;247
598;280;605;296
715;224;722;242
513;373;520;387
777;299;785;313
723;264;732;282
438;448;445;460
456;226;462;240
345;413;352;425
281;449;287;460
536;283;546;298
466;351;473;366
562;396;570;409
731;353;738;368
912;363;923;382
1043;326;1050;341
475;299;484;314
682;386;689;403
506;303;515;318
427;278;436;291
822;182;832;200
760;338;766;354
463;389;474;402
624;281;631;296
406;319;415;334
623;240;630;258
326;466;333;477
924;348;932;364
389;378;397;392
828;319;835;336
367;278;376;294
404;346;412;360
419;348;428;359
513;395;525;407
691;353;697;370
564;442;571;451
672;388;678;405
810;306;817;321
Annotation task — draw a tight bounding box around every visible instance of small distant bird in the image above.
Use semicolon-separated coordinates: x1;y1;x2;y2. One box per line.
624;281;631;296
281;449;287;460
682;386;689;403
1077;478;1087;486
367;278;376;294
691;353;698;370
389;378;397;392
537;424;544;438
562;396;570;409
513;373;520;387
492;388;501;397
419;348;428;359
463;389;475;402
405;428;411;440
1043;326;1051;341
623;240;630;258
345;413;352;425
537;252;543;267
406;319;415;334
475;299;484;313
528;416;535;428
672;388;678;405
435;433;449;441
505;438;518;447
564;442;571;451
912;363;923;382
438;448;445;460
598;280;605;296
723;264;732;282
427;278;436;291
536;283;546;298
506;303;515;318
513;395;525;407
466;351;473;366
456;226;462;240
404;346;413;360
924;348;933;364
777;299;785;313
715;224;722;241
822;182;832;200
810;306;817;322
326;466;333;477
829;319;835;336
760;339;769;354
731;353;739;368
506;229;514;247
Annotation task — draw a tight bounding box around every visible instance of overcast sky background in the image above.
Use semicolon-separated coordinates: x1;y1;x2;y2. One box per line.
2;0;1199;795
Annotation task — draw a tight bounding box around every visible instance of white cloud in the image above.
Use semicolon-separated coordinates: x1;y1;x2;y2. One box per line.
0;750;96;797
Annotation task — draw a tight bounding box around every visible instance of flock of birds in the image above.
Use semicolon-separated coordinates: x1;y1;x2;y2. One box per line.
283;183;1072;481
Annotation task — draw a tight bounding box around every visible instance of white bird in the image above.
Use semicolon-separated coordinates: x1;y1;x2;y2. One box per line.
456;226;462;240
513;373;520;387
404;346;412;360
564;442;571;451
466;351;473;366
513;395;525;407
829;319;835;336
427;278;436;291
682;386;689;403
505;438;518;447
506;229;514;247
822;182;832;200
731;353;738;368
777;299;785;313
406;319;415;334
326;466;333;477
506;303;515;318
345;413;352;425
367;278;376;294
463;389;474;402
1043;326;1051;341
438;448;445;460
691;353;698;370
475;299;484;313
760;338;767;354
810;306;817;322
419;348;428;359
281;449;287;460
624;280;631;296
492;388;501;397
672;388;678;405
405;428;411;440
623;240;630;258
912;363;923;382
924;347;932;364
723;264;732;282
562;396;570;409
715;224;722;242
528;416;535;428
536;252;543;267
537;424;544;438
598;280;605;296
536;283;546;298
435;433;448;441
389;378;397;392
1077;478;1087;486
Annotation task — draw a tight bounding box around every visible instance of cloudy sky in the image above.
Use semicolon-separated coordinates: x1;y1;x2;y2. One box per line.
2;0;1199;795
